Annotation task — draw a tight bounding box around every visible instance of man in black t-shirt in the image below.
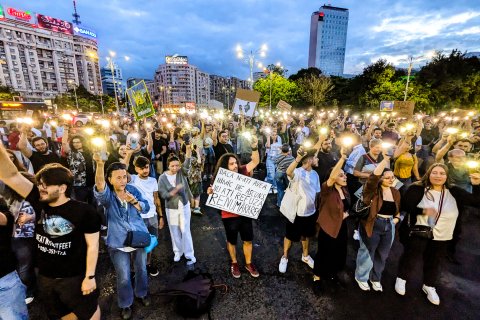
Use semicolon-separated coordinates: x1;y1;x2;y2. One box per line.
213;129;234;162
0;208;29;319
17;126;61;173
315;139;339;185
0;144;101;320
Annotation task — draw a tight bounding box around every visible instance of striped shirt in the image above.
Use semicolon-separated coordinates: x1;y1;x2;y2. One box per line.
274;154;295;173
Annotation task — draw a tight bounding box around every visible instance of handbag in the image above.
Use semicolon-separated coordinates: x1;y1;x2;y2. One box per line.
280;178;302;223
124;230;152;248
409;188;445;239
350;197;371;219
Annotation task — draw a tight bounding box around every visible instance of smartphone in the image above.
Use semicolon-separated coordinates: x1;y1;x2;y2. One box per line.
130;138;138;149
386;147;394;157
100;150;108;161
183;133;191;144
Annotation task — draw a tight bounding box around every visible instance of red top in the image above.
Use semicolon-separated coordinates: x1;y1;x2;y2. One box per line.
221;165;250;219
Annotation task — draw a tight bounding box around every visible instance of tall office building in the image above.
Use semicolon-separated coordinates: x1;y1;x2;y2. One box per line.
100;61;124;97
0;4;101;101
308;5;349;76
153;55;210;107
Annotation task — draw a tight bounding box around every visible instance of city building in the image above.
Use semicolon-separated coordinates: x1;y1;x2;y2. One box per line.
101;61;124;97
253;71;267;83
0;4;102;101
308;5;349;76
126;77;144;89
209;75;249;109
153;55;210;107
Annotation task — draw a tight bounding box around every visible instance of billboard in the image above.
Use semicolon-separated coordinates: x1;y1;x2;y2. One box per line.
73;24;97;40
165;55;188;65
2;6;36;25
36;14;74;35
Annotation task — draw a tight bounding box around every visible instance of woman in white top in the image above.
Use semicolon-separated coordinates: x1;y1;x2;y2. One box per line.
396;163;480;305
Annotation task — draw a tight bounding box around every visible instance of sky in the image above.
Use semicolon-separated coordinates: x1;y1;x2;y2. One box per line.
9;0;480;80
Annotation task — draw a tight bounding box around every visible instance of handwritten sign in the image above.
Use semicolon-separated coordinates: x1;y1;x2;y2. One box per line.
277;100;292;112
126;80;155;121
206;167;271;219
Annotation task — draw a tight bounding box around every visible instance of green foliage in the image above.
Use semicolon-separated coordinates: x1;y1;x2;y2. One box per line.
296;74;334;108
53;84;111;113
253;73;300;108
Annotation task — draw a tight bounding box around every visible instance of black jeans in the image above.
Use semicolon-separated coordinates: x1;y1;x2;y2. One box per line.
313;221;348;279
397;236;447;287
11;237;36;296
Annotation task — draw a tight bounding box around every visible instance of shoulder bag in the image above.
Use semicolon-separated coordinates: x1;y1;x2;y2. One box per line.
280;178;302;223
409;188;445;239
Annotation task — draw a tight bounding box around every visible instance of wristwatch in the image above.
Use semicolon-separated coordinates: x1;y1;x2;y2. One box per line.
87;275;95;280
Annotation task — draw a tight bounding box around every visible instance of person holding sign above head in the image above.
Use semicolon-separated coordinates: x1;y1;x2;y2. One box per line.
158;143;196;266
278;146;320;274
207;135;260;279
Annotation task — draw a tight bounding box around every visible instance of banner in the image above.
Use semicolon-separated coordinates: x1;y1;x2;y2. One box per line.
36;14;74;35
232;89;260;117
394;101;415;118
380;101;394;112
127;81;155;121
277;100;292;112
206;167;271;219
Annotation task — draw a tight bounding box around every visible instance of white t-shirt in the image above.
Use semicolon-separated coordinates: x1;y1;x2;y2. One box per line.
416;189;459;241
130;175;158;219
289;167;321;217
166;173;177;188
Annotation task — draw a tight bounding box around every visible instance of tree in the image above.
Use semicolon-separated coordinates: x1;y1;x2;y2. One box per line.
288;67;322;82
266;64;288;77
296;74;334;108
253;73;300;108
0;85;18;100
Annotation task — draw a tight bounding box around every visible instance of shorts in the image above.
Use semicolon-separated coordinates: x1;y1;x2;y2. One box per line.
143;215;159;239
285;212;318;242
222;216;253;245
37;274;99;320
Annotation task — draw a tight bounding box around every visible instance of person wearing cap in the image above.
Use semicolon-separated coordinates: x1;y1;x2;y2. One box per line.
278;147;320;274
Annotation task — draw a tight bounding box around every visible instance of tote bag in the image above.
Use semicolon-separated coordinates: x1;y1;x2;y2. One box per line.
280;179;305;223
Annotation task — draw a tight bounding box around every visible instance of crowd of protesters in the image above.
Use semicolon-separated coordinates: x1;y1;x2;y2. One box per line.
1;107;480;319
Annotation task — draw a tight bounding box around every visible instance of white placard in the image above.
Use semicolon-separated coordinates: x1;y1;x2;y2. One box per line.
232;98;257;117
206;167;271;219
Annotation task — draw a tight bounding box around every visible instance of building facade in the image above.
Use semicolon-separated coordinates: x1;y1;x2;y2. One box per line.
153;56;210;107
308;5;349;76
0;4;101;101
209;75;249;109
101;61;124;97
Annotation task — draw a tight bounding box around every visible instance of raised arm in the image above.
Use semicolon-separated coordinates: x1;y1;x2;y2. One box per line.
146;129;154;154
62;126;71;154
245;136;260;174
327;150;347;187
435;134;455;163
0;143;34;198
17;127;32;158
93;152;106;192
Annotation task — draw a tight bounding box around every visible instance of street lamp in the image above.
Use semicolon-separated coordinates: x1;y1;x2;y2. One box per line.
106;51;129;113
222;85;235;110
67;79;79;110
236;43;267;89
265;62;283;111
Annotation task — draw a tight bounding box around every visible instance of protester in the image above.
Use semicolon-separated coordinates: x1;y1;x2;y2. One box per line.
158;144;196;265
278;147;320;273
17;126;61;173
396;163;480;305
207;136;260;278
274;144;295;207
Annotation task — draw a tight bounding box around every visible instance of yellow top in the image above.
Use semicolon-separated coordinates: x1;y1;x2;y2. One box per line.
394;153;416;179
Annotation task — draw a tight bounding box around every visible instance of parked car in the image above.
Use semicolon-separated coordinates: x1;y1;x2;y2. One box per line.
73;113;92;127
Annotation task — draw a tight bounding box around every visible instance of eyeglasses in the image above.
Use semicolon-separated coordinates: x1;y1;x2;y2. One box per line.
36;181;49;189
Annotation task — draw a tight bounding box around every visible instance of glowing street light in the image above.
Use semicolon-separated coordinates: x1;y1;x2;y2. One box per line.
236;43;268;89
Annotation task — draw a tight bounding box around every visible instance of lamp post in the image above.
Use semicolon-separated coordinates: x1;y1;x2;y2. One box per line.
222;85;235;110
67;79;79;110
106;51;129;113
236;43;267;89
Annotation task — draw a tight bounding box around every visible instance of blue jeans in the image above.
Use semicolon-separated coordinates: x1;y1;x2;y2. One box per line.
108;248;148;308
11;238;36;297
0;271;28;320
355;217;395;282
275;171;289;207
265;156;277;189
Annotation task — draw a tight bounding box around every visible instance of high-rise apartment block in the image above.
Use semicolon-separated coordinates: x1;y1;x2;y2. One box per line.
209;75;249;109
308;5;349;76
153;56;210;107
0;4;101;101
101;61;124;97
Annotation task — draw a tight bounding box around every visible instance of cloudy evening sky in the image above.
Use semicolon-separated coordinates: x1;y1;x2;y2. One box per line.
10;0;480;79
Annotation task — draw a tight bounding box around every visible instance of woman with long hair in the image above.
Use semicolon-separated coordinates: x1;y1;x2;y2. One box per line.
158;144;196;265
395;163;480;305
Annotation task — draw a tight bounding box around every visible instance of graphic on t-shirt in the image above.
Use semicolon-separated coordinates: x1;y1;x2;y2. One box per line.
41;212;75;238
14;200;35;238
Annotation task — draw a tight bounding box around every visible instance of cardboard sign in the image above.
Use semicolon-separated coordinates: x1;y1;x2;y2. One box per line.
206;167;271;219
380;101;394;112
232;89;260;117
394;101;415;118
127;80;155;120
277;100;292;112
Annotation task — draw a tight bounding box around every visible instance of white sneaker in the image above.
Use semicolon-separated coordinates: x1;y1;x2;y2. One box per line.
174;254;182;262
279;256;288;273
25;296;34;305
370;281;383;292
422;285;440;305
301;255;314;269
355;278;370;291
395;277;406;296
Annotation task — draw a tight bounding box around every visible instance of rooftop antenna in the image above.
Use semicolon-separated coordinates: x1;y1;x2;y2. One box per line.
72;0;81;25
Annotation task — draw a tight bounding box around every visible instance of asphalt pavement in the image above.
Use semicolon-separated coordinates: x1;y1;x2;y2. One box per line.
29;193;480;320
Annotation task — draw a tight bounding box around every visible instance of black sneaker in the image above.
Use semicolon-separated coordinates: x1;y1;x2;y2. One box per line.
138;295;151;307
121;307;132;320
147;264;159;277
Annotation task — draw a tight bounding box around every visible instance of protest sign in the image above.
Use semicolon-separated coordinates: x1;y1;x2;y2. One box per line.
232;89;260;117
127;80;155;121
206;167;271;219
277;100;293;112
379;101;394;112
393;101;415;118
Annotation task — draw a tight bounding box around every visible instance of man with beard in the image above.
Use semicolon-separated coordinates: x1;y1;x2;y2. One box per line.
151;129;167;176
315;139;339;185
18;125;60;173
0;143;101;320
213;129;234;161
